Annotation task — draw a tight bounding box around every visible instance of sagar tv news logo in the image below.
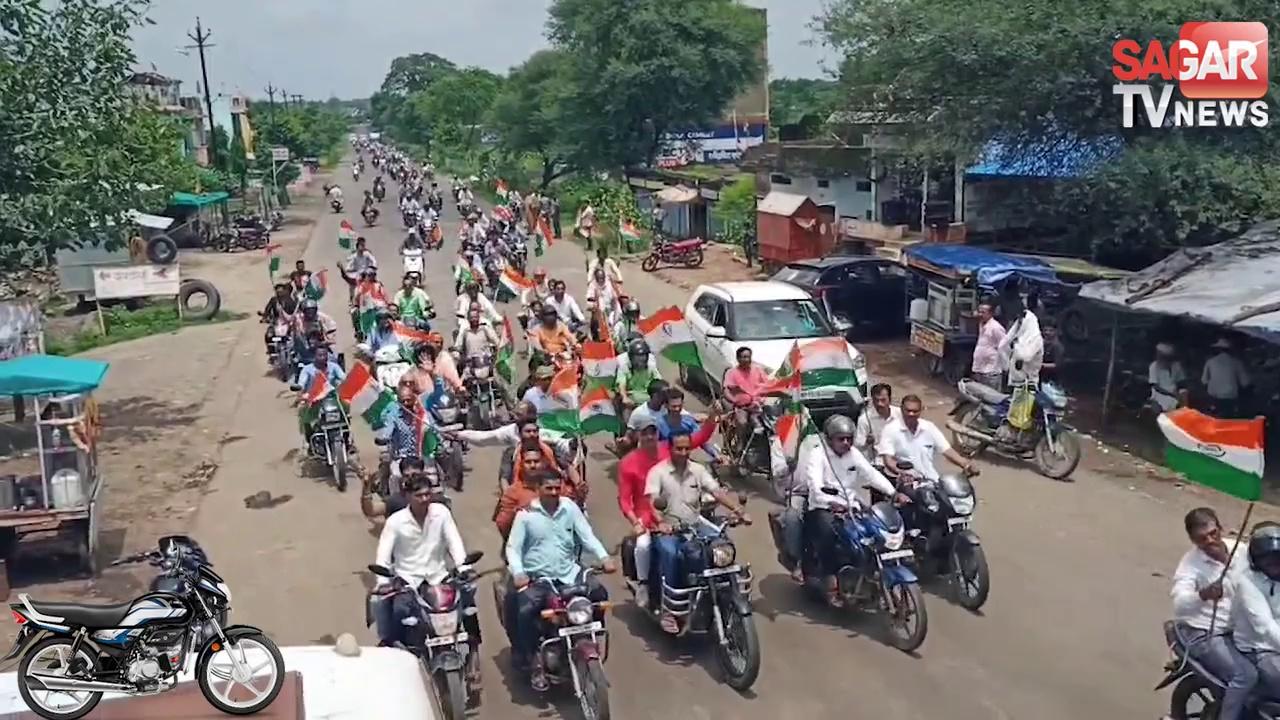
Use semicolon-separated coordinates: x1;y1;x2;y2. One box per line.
1111;22;1270;128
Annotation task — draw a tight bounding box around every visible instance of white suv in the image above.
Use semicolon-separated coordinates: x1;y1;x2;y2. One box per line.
681;281;869;414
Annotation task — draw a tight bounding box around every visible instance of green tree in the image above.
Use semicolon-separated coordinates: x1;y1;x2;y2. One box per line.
487;50;576;189
817;0;1280;258
0;0;192;256
716;176;756;245
416;68;502;158
547;0;765;169
769;78;840;138
370;52;458;149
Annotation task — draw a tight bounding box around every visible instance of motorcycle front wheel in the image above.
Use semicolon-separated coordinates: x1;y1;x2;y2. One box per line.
640;254;659;272
18;637;103;720
196;632;285;715
883;582;928;652
1033;429;1081;480
436;669;466;720
951;542;990;611
716;603;761;691
1170;673;1219;720
330;437;349;492
575;657;610;720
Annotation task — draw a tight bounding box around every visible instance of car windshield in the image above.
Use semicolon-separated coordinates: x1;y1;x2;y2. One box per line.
771;266;822;287
731;299;832;341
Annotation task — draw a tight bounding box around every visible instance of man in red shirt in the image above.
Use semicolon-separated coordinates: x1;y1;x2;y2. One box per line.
616;408;718;607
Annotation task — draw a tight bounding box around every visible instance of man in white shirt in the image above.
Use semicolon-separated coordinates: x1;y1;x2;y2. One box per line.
1233;523;1280;705
454;307;501;359
521;365;558;414
454;282;502;327
854;383;902;467
878;394;976;481
1149;342;1188;413
998;302;1044;387
445;401;571;487
970;302;1006;390
545;279;585;329
372;474;471;648
1202;337;1251;418
1172;507;1256;720
800;415;902;599
586;247;623;286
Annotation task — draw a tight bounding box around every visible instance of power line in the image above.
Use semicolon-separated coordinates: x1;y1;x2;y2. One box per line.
185;17;217;168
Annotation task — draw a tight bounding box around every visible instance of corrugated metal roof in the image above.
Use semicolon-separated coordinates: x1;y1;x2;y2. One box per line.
757;191;811;217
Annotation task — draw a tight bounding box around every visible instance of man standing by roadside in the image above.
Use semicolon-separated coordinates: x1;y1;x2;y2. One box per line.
1202;337;1251;418
971;301;1006;390
576;203;597;251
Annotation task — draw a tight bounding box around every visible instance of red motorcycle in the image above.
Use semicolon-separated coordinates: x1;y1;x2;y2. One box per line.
641;236;706;271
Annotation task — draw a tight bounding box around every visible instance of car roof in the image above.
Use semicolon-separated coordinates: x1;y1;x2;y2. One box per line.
697;281;813;302
786;255;886;270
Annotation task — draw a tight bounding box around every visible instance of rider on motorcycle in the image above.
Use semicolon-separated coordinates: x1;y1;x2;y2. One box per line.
392;273;433;328
294;299;338;354
876;394;977;481
365;309;399;354
505;473;615;690
798;414;903;599
295;345;346;445
362;190;375;213
340;237;378;301
616;339;662;417
854;383;901;467
453;307;502;358
259;281;297;350
586;246;623;286
612;299;642;351
530;306;579;360
545;279;585;331
722;346;771;452
327;184;344;206
454;282;502;327
492;431;580;539
1231;523;1280;703
518;268;554;340
585;267;620;338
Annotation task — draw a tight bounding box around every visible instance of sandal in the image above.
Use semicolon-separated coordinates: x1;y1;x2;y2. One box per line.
660;613;680;634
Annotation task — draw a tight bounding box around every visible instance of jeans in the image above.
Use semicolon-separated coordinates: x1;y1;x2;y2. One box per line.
372;590;418;647
1244;648;1280;714
651;535;683;602
1179;623;1257;720
775;494;807;570
804;509;842;577
512;573;608;659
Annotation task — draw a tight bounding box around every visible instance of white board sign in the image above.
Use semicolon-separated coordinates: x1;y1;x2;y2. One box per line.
271;147;290;162
92;264;181;300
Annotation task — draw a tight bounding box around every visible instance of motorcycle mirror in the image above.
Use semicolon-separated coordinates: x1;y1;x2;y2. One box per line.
373;437;390;446
463;550;484;565
896;461;915;472
367;564;394;578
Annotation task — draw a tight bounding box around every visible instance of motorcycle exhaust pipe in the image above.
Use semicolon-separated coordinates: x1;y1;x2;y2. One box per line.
945;421;995;444
26;674;132;693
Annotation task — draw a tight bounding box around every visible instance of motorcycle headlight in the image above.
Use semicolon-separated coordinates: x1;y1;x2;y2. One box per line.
426;610;458;635
710;542;736;568
949;494;975;516
565;597;594;626
881;527;905;550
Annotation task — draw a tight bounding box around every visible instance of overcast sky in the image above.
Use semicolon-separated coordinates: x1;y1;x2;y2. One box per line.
131;0;836;101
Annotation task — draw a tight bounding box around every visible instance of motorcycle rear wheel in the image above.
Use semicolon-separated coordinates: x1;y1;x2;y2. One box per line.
684;248;705;268
1170;674;1219;720
950;406;986;456
576;657;610;720
18;638;103;720
1033;430;1081;481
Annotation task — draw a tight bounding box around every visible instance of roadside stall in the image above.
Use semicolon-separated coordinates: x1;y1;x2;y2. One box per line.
165;191;231;250
0;355;108;588
903;244;1062;382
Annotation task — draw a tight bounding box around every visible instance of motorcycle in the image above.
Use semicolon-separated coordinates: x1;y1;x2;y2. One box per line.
430;389;467;492
362;206;380;227
145;536;227;647
330;198;344;213
625;498;760;691
373;182;386;203
268;209;284;231
402;247;425;276
462;353;507;431
947;379;1081;480
366;552;484;720
372;344;413;394
640;236;706;272
720;401;786;481
424;221;444;251
1156;620;1280;720
4;537;284;720
265;318;294;382
293;389;353;492
771;487;928;652
895;464;989;610
508;235;529;275
491;569;612;720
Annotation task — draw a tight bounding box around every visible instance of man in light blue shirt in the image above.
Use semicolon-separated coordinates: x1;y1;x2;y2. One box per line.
295;345;346;444
505;472;614;690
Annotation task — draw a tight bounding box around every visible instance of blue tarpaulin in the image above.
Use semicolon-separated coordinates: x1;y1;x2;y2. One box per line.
0;355;110;396
904;244;1063;288
966;136;1122;179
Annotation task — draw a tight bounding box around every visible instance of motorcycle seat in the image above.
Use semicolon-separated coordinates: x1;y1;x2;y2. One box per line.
959;378;1009;405
25;599;134;628
668;239;703;251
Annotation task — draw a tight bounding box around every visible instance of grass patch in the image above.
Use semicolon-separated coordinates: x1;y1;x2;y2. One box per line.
45;304;247;356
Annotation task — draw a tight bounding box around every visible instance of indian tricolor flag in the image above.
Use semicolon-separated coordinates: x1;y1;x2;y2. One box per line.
536;216;555;256
497;267;535;303
356;284;389;335
304;269;328;300
777;338;861;393
639;306;700;367
338;363;395;430
453;256;475;286
391;321;433;347
538;367;581;436
582;341;619;390
1158;408;1264;501
619;218;642;245
579;385;619;436
775;407;814;462
497;317;515;384
338;220;357;250
266;243;283;279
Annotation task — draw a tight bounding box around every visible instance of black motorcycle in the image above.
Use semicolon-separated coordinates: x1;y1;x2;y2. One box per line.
1157;620;1280;720
462;353;508;431
293;388;353;491
5;537;284;720
720;401;784;482
373;181;386;203
896;465;989;610
362;205;380;227
366;553;484;720
330;198;344;213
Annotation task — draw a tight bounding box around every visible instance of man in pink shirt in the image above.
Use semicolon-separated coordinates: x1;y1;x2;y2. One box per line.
723;346;771;453
970;301;1006;390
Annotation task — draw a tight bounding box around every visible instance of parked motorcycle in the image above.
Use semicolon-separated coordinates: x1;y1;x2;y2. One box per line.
4;538;284;720
491;569;612;720
1156;620;1280;719
362;206;380;227
771;488;928;652
145;536;227;647
625;498;760;690
462;353;507;431
895;464;989;610
948;379;1081;480
640;237;706;272
366;552;484;720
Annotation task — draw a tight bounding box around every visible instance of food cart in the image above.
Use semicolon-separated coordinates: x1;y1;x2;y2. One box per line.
0;355;109;585
903;245;1062;382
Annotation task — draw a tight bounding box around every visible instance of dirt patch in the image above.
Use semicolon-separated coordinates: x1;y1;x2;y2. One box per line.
619;242;768;291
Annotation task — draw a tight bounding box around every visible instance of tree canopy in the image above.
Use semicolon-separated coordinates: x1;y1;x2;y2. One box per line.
486;50;576;188
770;78;840;139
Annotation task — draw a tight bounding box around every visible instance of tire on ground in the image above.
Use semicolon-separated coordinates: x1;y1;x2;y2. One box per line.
179;279;221;321
146;233;179;265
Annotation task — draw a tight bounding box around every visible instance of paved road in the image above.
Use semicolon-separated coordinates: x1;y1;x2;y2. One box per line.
187;156;1208;719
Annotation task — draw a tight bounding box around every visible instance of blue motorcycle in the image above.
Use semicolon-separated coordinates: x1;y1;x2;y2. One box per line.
808;487;928;652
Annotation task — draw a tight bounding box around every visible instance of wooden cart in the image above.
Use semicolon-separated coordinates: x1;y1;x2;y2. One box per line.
0;355;109;589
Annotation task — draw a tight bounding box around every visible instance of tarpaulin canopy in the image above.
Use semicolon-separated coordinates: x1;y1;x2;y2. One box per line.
904;244;1063;288
170;191;229;208
0;355;109;396
1079;220;1280;343
656;185;699;204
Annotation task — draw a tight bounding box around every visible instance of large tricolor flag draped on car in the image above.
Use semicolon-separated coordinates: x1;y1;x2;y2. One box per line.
497;267;536;303
338;363;395;430
766;338;861;401
538;367;582;436
1158;408;1265;501
639;306;701;367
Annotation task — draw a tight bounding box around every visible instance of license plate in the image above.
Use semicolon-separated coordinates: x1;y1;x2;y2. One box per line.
800;388;832;400
879;549;914;562
910;324;946;358
701;565;741;577
425;631;467;648
558;621;603;637
947;517;971;528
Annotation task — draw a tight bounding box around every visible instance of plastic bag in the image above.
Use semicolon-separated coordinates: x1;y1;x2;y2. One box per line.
1008;386;1035;430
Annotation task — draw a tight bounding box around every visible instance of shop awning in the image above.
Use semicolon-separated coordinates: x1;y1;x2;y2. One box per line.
904;244;1062;287
0;355;110;396
170;191;229;208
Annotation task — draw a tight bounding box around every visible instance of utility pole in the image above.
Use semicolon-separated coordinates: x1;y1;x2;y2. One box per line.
264;83;278;125
186;18;217;168
280;90;289;111
292;94;304;107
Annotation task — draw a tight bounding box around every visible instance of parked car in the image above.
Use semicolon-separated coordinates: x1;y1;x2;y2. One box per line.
682;281;869;416
771;256;909;338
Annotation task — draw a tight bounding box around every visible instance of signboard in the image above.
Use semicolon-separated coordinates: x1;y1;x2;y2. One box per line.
657;122;768;167
0;300;44;360
92;264;181;300
271;147;290;162
910;322;947;358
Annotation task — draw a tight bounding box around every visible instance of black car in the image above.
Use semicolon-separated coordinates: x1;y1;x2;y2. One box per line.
771;256;908;338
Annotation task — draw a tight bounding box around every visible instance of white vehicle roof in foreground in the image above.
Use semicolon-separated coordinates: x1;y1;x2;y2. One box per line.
697;281;813;303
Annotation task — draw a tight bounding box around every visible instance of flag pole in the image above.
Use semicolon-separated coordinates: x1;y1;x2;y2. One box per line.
1209;500;1255;635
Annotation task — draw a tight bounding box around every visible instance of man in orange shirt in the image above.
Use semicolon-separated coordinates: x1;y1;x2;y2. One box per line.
531;305;578;359
492;424;585;539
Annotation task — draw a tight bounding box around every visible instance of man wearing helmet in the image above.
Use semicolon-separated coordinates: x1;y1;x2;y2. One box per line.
294;298;338;354
454;282;502;327
1232;520;1280;704
616;339;662;421
1172;507;1255;720
612;298;643;351
798;414;902;599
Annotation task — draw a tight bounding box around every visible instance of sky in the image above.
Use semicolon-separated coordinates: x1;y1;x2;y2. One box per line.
131;0;837;102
